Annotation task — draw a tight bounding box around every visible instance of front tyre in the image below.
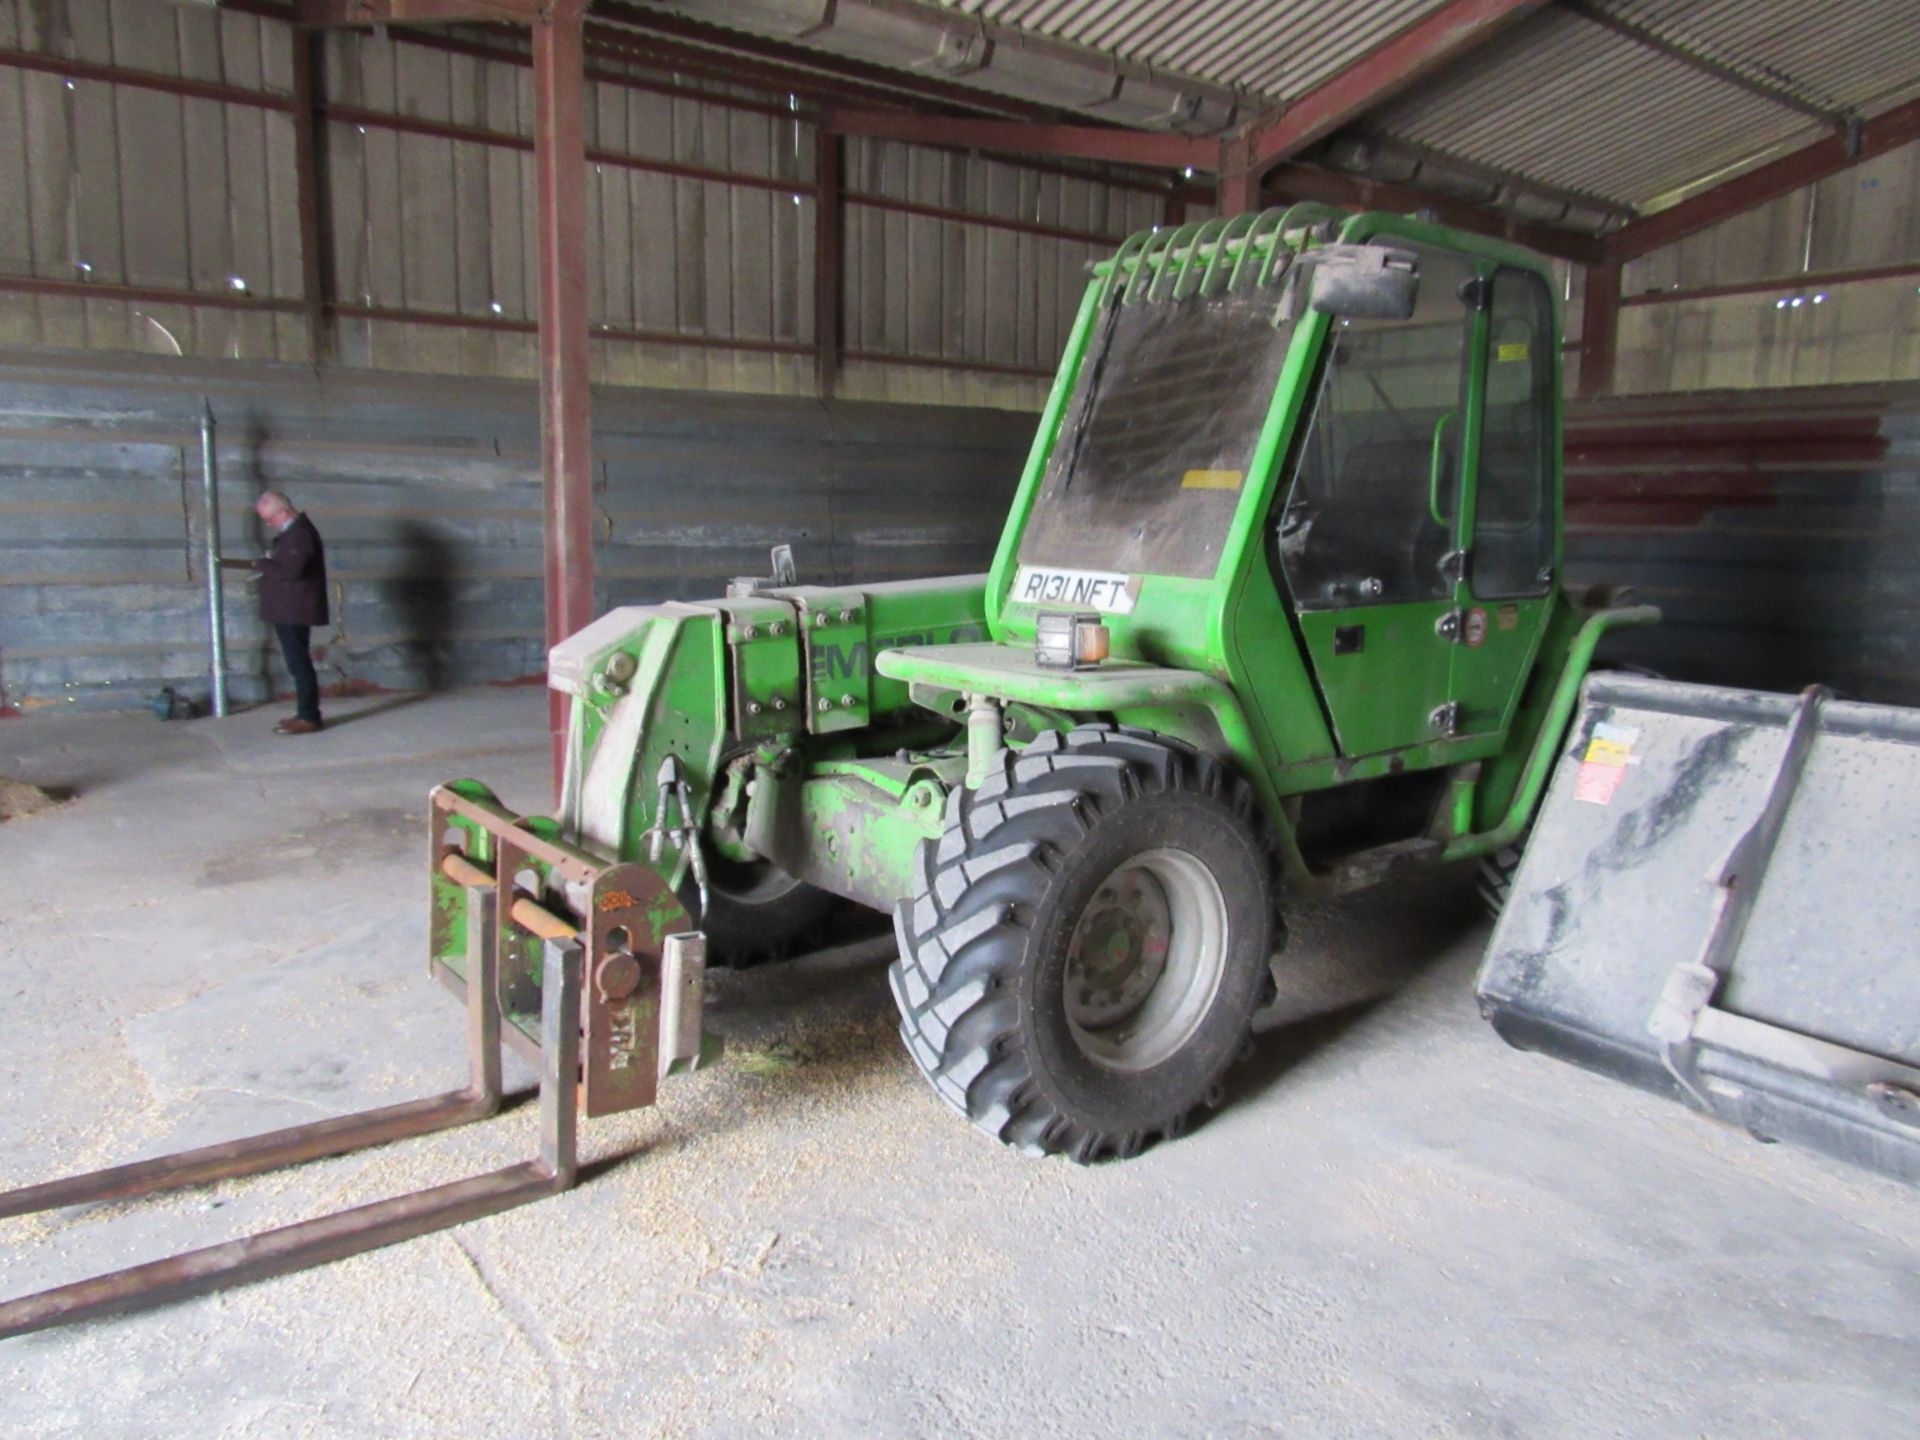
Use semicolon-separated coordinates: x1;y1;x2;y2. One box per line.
889;725;1278;1163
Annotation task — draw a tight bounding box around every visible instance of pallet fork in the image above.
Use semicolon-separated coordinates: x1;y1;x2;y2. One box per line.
0;784;709;1339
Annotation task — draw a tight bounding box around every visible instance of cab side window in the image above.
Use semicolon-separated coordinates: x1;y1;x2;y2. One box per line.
1276;247;1477;609
1472;270;1556;598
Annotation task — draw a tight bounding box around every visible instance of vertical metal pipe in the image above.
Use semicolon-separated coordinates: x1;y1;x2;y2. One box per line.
200;401;230;718
1800;183;1819;277
533;2;596;800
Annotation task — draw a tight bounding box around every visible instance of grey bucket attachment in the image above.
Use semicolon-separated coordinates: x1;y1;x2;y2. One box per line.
1477;674;1920;1184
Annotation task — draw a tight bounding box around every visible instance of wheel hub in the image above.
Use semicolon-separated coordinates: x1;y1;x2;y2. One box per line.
1062;848;1229;1073
1066;868;1172;1028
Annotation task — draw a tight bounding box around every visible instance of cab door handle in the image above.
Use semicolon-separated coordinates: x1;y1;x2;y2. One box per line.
1429;411;1454;527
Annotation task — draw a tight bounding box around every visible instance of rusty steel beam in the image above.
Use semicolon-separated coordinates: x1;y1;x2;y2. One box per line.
842;348;1054;381
0;274;813;356
290;28;333;365
384;26;798;121
329;302;813;356
815;127;843;397
0;45;295;111
407;25;1185;198
1216;131;1265;217
826;108;1217;172
592;0;1051;121
1241;0;1550;176
1615;96;1920;262
580;20;953;118
0;274;307;313
1578;255;1621;398
1620;259;1920;308
1262;162;1607;264
298;0;551;23
321;103;815;195
844;191;1126;248
533;2;595;798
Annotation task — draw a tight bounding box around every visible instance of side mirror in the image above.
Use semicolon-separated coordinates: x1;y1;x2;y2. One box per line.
1306;244;1419;321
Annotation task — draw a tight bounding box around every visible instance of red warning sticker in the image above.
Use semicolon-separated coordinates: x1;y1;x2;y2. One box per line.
1573;762;1626;805
1573;722;1639;806
1464;607;1488;647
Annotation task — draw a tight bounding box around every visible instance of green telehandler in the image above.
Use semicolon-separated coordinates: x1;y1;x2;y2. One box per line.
0;206;1670;1335
432;202;1657;1162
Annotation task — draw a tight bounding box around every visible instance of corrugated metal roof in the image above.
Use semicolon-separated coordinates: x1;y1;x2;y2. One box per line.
654;0;1920;221
1370;0;1920;208
1371;8;1817;207
937;0;1455;101
1605;0;1920;117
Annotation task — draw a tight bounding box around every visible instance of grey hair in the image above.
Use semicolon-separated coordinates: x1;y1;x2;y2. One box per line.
255;490;293;513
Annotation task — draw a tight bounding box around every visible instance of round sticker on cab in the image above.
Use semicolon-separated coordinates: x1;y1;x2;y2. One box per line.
1464;607;1488;647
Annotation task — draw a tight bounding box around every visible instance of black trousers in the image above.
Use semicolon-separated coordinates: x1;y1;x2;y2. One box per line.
274;623;322;722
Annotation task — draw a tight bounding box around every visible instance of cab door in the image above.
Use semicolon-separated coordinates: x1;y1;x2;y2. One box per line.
1449;267;1558;733
1275;245;1480;757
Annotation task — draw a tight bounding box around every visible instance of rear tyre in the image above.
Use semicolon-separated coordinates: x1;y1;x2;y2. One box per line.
1476;840;1525;918
1476;661;1657;918
693;856;840;968
890;725;1279;1163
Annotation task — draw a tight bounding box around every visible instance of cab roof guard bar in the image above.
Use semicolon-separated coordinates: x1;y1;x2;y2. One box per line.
1095;204;1346;307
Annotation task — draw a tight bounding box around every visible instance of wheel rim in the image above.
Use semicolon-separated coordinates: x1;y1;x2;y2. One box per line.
1063;847;1229;1073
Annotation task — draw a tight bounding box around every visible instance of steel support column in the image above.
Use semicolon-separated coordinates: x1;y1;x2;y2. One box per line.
814;125;843;398
1215;133;1263;216
1579;254;1621;399
532;2;594;796
290;27;333;365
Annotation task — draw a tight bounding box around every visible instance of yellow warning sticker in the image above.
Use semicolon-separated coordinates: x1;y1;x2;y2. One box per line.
1181;469;1244;491
1497;341;1531;362
1575;722;1639;805
1583;736;1633;767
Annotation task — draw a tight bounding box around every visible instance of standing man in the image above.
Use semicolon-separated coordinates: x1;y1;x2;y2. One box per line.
247;490;329;734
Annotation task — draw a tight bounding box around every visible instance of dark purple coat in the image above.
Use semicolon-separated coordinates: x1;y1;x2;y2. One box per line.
255;513;329;626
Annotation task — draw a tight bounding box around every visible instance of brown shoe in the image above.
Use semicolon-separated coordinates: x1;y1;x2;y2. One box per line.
275;717;324;735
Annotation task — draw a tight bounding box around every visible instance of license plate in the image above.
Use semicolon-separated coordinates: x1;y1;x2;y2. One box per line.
1009;565;1138;615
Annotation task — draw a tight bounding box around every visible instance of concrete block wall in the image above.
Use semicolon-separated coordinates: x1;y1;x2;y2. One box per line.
0;351;1032;713
3;354;1916;717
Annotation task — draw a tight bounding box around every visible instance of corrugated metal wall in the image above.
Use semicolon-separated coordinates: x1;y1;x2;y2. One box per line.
0;349;1033;713
1564;383;1920;706
0;0;1174;413
6;346;1912;715
4;0;1915;407
1617;142;1920;393
0;0;307;360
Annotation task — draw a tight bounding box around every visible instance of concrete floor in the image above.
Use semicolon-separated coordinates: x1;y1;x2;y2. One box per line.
0;689;1914;1439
